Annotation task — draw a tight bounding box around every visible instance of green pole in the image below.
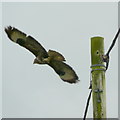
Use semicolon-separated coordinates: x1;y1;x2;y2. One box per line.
91;37;106;119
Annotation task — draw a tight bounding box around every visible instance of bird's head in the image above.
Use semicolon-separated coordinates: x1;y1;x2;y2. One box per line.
33;57;50;64
33;58;41;64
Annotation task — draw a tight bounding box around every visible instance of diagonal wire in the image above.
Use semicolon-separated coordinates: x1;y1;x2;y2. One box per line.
106;28;120;56
83;89;92;120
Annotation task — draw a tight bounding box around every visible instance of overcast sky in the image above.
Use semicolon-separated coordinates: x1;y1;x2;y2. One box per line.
0;2;2;119
2;2;118;118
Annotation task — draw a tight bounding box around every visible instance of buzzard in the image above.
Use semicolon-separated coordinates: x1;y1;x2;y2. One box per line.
5;26;79;84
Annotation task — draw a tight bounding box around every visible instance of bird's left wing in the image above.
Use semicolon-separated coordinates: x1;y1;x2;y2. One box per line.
5;26;48;58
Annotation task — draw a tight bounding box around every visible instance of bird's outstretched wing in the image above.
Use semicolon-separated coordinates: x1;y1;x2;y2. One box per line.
48;60;79;83
5;26;79;83
5;26;48;58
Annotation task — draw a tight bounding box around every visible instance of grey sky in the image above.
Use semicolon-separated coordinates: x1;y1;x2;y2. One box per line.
2;2;118;118
0;2;2;119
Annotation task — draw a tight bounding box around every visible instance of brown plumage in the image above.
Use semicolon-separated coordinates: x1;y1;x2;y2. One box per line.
5;26;79;84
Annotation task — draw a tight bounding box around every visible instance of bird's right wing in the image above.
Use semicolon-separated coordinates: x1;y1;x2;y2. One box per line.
5;26;48;58
48;60;79;84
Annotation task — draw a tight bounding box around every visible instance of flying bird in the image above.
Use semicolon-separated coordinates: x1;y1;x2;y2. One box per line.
5;26;79;84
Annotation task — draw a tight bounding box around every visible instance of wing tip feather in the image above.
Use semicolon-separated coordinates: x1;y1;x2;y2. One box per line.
5;26;27;43
62;77;80;84
5;26;13;39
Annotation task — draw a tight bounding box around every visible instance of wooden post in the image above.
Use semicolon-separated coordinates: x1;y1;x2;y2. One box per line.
91;37;106;119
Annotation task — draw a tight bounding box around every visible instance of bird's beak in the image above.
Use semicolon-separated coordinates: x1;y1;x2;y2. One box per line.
33;58;40;64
